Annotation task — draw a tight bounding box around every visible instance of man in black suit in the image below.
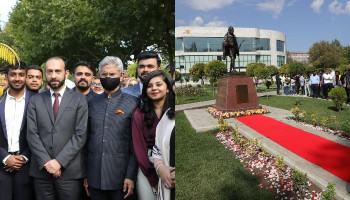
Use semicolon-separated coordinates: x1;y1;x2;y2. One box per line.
85;56;138;200
0;64;35;200
27;56;88;200
73;61;99;102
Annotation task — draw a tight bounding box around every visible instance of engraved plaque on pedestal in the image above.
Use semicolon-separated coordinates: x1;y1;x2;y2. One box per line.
215;74;259;111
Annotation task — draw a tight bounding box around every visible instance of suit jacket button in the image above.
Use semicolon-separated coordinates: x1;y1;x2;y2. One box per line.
50;146;53;149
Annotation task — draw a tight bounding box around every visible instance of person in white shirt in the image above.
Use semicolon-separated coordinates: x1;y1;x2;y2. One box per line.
330;67;336;87
323;69;333;99
0;64;35;200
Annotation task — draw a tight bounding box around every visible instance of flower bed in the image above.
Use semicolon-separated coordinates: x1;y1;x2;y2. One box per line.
207;106;270;119
215;128;325;199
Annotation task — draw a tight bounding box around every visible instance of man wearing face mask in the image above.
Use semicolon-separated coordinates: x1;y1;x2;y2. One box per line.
84;56;139;200
73;61;99;102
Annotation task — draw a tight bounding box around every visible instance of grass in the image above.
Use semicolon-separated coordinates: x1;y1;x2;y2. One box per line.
176;113;273;200
176;87;216;105
259;95;350;133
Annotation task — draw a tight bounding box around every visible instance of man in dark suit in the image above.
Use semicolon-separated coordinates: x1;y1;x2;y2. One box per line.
73;60;99;102
86;56;138;200
122;51;162;98
0;64;35;200
27;56;88;200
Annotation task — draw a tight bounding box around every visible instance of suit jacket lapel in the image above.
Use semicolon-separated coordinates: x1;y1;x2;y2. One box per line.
44;90;55;124
19;90;31;132
0;94;7;139
55;88;73;124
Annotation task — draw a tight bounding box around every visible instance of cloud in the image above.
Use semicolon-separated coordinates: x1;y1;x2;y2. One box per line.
310;0;324;13
189;16;204;26
287;0;298;6
176;19;186;26
185;0;236;11
329;0;350;15
204;17;229;27
256;0;285;19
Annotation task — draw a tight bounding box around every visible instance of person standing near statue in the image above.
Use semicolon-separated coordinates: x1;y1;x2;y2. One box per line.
222;26;239;72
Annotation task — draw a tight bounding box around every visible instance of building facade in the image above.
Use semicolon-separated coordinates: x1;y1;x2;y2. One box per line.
175;27;286;73
288;52;309;64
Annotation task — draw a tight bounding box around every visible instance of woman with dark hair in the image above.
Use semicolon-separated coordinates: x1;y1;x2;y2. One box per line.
132;70;175;200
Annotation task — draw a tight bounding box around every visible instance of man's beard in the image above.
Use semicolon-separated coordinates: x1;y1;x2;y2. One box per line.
48;78;65;90
76;79;90;91
9;83;25;92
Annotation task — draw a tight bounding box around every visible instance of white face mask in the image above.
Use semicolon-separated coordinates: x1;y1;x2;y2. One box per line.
97;91;104;94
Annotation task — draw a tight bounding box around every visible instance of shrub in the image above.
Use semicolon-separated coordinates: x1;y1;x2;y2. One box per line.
204;83;210;87
188;84;192;88
218;118;229;133
265;80;272;89
292;169;308;193
196;84;201;88
176;87;207;97
291;107;300;121
275;153;285;171
329;87;347;111
311;112;318;126
214;82;218;87
321;183;336;200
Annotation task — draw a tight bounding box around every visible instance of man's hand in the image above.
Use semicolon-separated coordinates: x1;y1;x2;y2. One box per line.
84;178;90;197
123;178;134;199
4;155;25;172
53;169;61;178
158;166;175;189
44;159;61;174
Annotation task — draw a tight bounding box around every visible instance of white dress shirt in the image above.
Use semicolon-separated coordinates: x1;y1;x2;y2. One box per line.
323;73;332;84
2;89;28;164
50;86;66;107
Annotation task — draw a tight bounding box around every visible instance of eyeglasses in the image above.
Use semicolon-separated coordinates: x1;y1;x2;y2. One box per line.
91;83;102;87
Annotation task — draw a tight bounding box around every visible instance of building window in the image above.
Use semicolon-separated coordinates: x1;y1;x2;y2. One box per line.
183;37;223;52
256;55;271;66
277;56;285;67
277;40;284;52
255;38;270;51
175;38;183;51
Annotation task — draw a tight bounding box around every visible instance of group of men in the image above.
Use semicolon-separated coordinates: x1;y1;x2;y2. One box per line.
0;50;163;200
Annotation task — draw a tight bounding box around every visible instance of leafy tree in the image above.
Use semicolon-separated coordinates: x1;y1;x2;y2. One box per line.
288;62;306;77
305;65;316;75
309;40;347;69
254;66;270;81
189;63;206;86
8;0;174;71
246;63;266;77
286;51;294;64
127;61;138;78
267;65;278;76
335;64;350;74
279;63;289;75
175;70;182;82
205;60;226;95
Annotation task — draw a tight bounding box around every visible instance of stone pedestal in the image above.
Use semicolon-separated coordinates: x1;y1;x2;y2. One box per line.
215;73;260;111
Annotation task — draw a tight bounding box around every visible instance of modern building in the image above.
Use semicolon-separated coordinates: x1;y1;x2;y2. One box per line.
175;26;286;73
288;52;309;64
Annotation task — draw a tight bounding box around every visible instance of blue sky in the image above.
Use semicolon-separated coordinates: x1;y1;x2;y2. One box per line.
176;0;350;52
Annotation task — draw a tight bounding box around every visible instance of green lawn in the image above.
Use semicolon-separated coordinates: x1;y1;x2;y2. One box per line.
176;113;273;200
176;87;216;105
259;96;350;133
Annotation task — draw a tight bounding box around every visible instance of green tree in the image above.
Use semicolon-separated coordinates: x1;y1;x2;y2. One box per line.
305;65;316;75
127;61;138;78
175;70;182;82
8;0;174;71
309;40;347;70
254;66;270;81
267;65;278;78
189;63;206;86
246;63;266;77
279;63;289;75
286;51;294;64
335;64;350;74
205;60;226;95
288;62;306;77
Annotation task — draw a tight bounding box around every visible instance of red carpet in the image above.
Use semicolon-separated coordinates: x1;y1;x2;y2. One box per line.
236;115;350;182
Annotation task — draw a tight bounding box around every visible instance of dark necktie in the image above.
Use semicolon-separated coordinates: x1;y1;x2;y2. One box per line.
53;93;60;120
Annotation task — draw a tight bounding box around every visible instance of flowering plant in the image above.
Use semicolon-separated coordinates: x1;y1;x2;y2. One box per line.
207;106;269;119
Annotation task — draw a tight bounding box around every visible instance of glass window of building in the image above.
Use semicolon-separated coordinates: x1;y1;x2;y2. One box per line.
183;37;223;52
255;38;270;51
277;56;285;67
175;38;183;51
277;40;284;52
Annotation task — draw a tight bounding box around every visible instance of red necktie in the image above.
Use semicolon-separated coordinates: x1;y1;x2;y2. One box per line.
53;93;60;120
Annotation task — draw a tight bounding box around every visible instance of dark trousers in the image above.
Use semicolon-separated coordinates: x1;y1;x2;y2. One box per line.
300;85;305;95
311;84;318;98
89;187;126;200
34;177;83;200
0;164;34;200
324;83;332;98
296;84;300;94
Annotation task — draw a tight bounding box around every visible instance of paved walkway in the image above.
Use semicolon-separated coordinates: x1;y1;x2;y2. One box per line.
178;92;350;200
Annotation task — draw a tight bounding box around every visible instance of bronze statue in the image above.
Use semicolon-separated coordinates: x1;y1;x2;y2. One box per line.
222;26;239;72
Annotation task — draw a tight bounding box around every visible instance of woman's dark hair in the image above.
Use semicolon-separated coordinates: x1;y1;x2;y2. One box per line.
140;70;175;132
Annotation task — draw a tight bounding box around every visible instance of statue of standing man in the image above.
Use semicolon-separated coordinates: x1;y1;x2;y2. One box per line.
223;26;239;72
